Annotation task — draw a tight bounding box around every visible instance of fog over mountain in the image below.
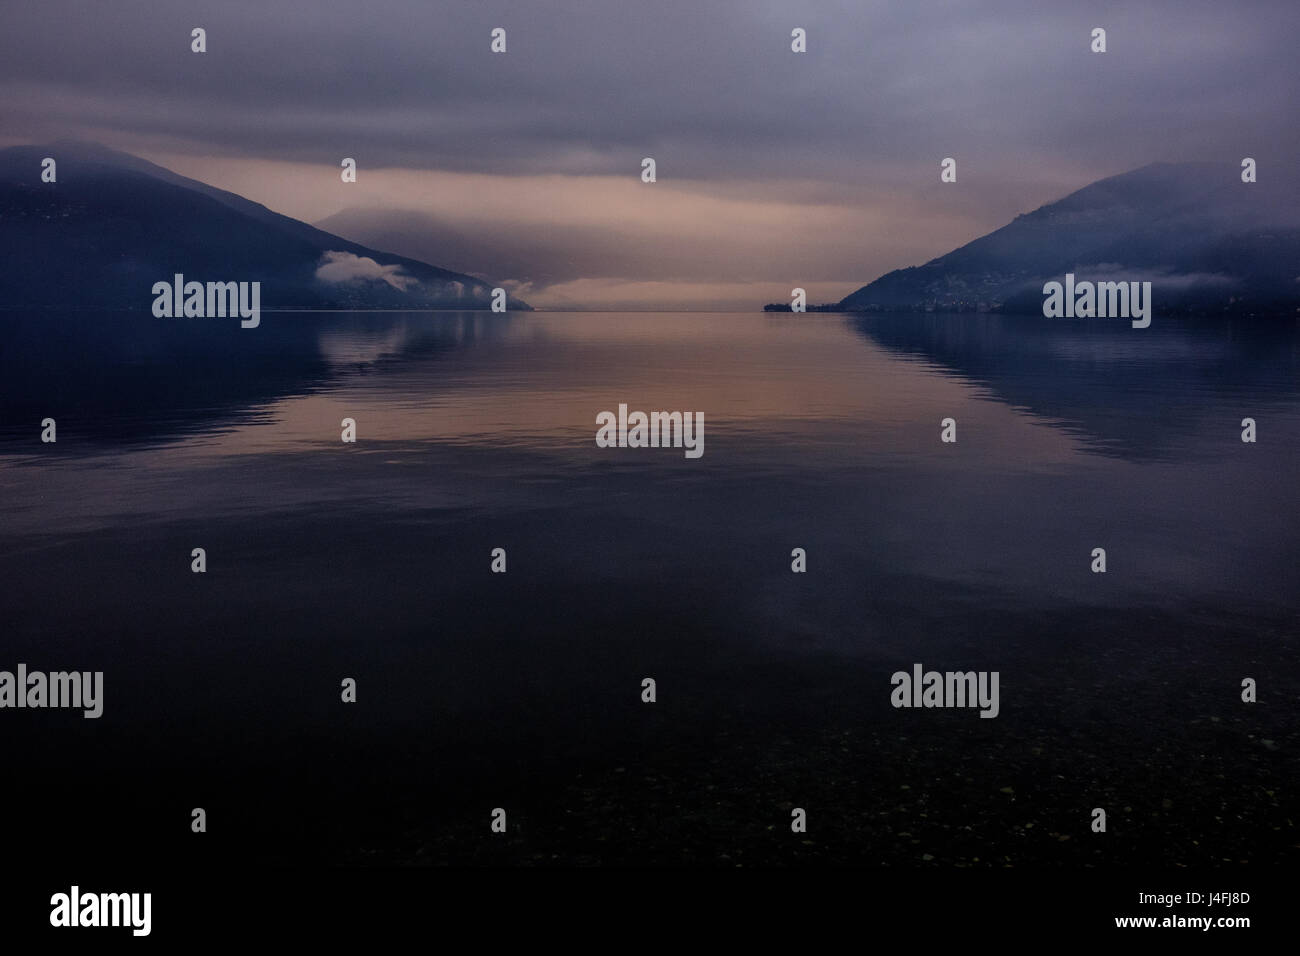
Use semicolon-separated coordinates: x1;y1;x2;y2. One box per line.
836;162;1300;315
0;143;530;310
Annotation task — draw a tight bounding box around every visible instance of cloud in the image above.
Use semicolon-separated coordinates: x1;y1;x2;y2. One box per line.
518;277;846;312
4;0;1298;309
314;251;418;291
1082;265;1238;289
2;0;1297;183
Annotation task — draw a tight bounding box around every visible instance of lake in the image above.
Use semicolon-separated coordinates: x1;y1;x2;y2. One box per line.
1;310;1296;867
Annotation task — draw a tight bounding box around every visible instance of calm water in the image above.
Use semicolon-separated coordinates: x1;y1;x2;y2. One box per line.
1;310;1296;866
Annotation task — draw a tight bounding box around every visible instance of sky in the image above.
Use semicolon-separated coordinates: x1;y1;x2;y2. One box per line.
3;0;1297;309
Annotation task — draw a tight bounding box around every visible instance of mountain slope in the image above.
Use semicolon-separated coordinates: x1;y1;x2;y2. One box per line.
0;143;529;310
838;162;1300;315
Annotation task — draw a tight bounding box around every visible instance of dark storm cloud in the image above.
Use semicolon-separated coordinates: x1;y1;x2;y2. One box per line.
3;0;1298;180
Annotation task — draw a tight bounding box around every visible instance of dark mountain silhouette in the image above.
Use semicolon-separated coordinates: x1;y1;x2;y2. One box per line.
834;162;1300;316
0;142;530;310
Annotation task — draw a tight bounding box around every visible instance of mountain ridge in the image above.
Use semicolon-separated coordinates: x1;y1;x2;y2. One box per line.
800;162;1300;316
0;142;530;311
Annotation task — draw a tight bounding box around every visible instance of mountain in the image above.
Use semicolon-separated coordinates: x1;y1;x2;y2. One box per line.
0;142;529;310
836;162;1300;316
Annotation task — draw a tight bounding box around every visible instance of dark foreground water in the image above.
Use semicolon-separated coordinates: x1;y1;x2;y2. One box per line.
0;310;1296;867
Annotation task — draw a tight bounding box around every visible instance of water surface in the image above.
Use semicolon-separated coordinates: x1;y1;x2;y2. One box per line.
1;310;1295;866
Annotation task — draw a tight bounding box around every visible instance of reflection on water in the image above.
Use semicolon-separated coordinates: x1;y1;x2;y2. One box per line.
1;310;1297;613
855;313;1300;460
1;309;1297;867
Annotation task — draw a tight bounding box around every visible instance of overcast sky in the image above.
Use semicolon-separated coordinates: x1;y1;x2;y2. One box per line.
3;0;1297;309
